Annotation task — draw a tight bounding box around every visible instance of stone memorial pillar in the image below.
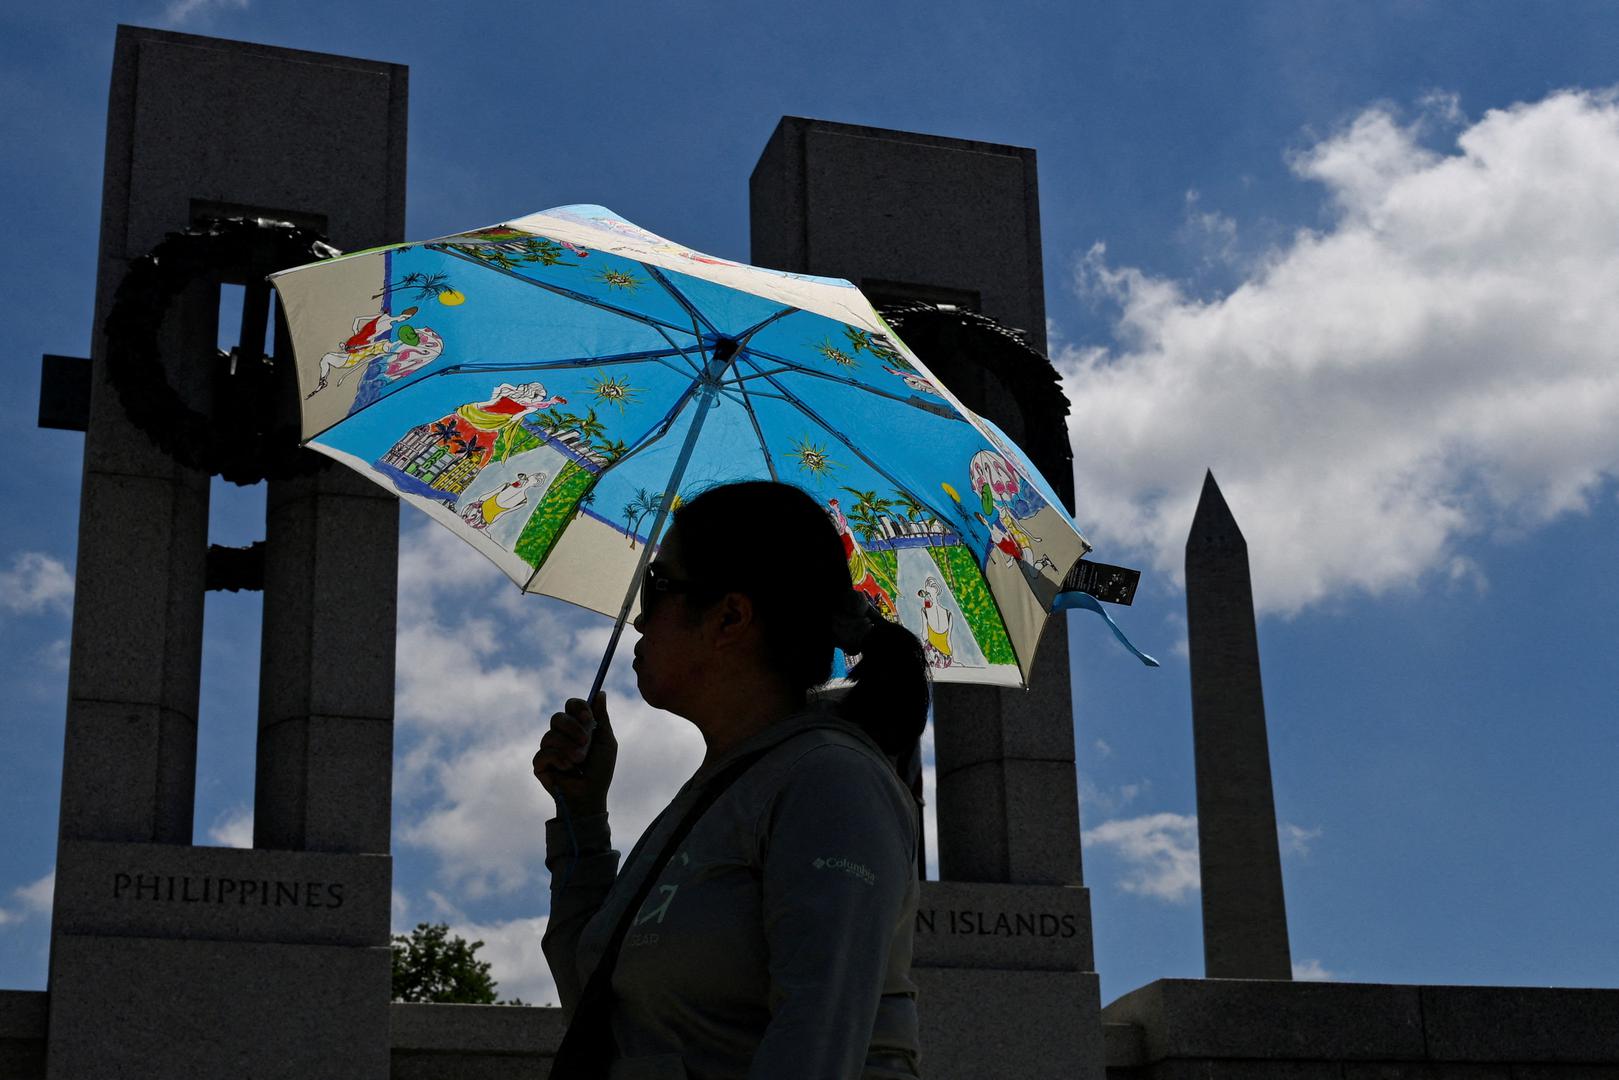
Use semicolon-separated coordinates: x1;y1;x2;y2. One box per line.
45;26;406;1078
752;117;1104;1080
1185;470;1292;979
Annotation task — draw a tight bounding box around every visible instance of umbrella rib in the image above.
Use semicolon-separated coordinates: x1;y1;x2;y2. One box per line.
736;306;801;341
640;265;717;337
737;347;973;421
725;383;780;481
426;346;689;376
433;245;695;338
647;323;707;377
719;387;791;403
720;365;792;382
581;368;711;477
739;354;940;509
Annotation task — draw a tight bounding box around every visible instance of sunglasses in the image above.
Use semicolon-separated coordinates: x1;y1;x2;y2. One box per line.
639;565;696;615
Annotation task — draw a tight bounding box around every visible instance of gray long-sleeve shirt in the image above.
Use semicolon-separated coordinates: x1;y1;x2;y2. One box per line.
542;707;922;1080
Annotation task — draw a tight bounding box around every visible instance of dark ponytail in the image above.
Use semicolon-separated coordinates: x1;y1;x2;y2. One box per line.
841;614;930;757
671;481;930;760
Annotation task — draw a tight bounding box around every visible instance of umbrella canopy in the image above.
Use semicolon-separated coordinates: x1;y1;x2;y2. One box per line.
270;205;1133;691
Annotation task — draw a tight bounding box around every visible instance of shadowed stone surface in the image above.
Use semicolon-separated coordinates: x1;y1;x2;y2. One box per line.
1105;1022;1147;1070
1185;470;1292;980
0;991;47;1080
1418;985;1619;1063
1105;978;1426;1062
47;937;390;1079
390;1003;565;1078
915;968;1104;1080
751;118;1047;348
1144;1065;1344;1080
1101;979;1619;1079
257;460;398;852
1340;1066;1511;1080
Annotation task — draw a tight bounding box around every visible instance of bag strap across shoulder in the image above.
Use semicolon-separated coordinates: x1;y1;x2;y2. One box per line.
549;740;775;1078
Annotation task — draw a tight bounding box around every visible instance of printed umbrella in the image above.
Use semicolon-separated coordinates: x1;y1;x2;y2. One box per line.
269;205;1152;698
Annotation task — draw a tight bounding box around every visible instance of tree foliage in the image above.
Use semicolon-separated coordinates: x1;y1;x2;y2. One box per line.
390;922;524;1005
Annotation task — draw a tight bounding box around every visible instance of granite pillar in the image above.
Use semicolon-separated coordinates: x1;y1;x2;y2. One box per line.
1184;471;1292;980
255;463;399;853
752;116;1103;1079
752;115;1080;886
45;26;408;1078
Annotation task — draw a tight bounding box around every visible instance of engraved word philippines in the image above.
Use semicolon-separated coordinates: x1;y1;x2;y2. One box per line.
112;872;346;909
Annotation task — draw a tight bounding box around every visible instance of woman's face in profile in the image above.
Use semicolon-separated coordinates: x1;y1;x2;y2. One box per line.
632;527;704;715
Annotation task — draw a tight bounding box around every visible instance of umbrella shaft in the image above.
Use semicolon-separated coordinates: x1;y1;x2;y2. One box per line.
587;346;736;701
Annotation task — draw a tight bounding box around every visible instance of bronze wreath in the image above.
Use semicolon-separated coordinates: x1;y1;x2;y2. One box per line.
104;216;339;485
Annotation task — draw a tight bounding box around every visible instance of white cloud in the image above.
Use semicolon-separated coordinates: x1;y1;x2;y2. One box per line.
1059;89;1619;615
1081;812;1200;902
393;521;703;901
206;805;254;849
36;638;70;672
1091;738;1112;759
0;869;55;926
0;552;74;615
17;871;55;912
1279;822;1323;857
162;0;249;26
1292;958;1337;981
451;915;558;1006
1179;189;1243;273
1078;776;1150;819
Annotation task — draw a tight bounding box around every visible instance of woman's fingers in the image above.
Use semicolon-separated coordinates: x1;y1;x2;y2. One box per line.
539;727;588;766
584;692;615;750
532;693;616;799
550;709;591;747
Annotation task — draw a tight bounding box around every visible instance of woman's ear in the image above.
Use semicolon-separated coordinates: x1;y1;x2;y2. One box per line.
710;590;756;645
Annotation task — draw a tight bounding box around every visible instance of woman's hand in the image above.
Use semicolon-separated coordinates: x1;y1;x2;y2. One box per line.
531;692;617;812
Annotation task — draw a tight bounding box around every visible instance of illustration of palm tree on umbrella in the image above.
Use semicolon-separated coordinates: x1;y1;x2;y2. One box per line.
843;325;901;364
451;432;482;462
621;487;666;549
891;488;937;545
528;409;569;438
573;408;608;446
595;436;629;464
373;271;464;305
840;486;895;543
440;237;577;273
523;406;628;469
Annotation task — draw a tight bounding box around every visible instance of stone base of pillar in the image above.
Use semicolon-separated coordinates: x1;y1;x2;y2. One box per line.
912;881;1105;1080
45;840;391;1079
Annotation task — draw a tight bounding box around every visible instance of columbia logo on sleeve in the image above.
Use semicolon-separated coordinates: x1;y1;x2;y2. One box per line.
811;856;876;885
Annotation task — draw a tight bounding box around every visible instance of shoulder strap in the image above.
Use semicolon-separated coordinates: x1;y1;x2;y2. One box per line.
550;742;773;1077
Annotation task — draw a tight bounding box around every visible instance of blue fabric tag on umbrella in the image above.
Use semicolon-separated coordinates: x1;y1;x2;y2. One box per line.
1053;591;1160;667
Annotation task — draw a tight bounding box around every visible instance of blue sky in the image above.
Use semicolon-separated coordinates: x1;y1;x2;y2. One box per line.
3;1;1617;1006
